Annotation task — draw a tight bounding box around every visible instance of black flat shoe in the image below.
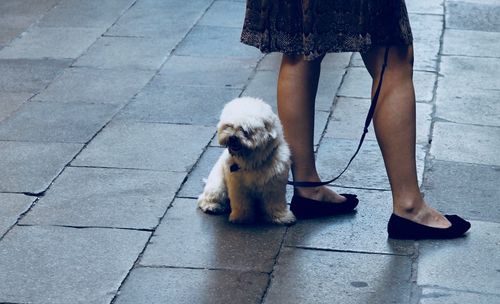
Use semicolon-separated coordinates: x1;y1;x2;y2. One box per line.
290;193;358;219
387;213;471;240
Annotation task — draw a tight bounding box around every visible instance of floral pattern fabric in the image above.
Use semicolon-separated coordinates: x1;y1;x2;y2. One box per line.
241;0;413;59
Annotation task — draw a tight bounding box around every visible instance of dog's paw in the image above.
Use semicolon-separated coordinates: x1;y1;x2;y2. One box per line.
270;210;296;226
197;194;229;214
228;212;254;224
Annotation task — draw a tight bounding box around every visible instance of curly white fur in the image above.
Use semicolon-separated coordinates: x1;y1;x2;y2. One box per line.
198;97;296;225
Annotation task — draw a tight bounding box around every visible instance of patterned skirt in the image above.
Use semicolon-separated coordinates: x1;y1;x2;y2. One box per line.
241;0;413;59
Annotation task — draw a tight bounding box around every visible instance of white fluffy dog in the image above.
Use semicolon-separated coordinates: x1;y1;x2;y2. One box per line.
197;97;296;225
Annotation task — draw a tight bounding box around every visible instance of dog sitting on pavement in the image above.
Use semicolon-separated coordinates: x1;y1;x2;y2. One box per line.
197;97;296;225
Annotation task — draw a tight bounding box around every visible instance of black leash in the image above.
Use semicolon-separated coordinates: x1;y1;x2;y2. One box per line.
288;46;391;188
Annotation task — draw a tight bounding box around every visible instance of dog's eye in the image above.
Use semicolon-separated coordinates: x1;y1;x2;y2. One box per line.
242;129;251;138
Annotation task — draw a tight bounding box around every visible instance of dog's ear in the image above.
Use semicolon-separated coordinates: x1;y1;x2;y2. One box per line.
264;117;278;139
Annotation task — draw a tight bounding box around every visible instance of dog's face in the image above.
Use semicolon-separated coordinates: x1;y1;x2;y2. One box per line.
217;97;281;157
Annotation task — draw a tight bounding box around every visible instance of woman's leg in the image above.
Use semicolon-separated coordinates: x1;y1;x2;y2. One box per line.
277;54;346;203
361;45;450;228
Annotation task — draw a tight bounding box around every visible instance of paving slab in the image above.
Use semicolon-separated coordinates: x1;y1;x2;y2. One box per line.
0;101;119;143
198;0;246;28
406;0;444;14
105;0;211;38
0;0;60;16
419;288;500;304
443;28;500;57
286;188;415;255
423;160;500;222
140;198;286;272
339;67;436;103
37;0;135;29
446;1;500;32
256;52;283;71
0;141;82;193
418;220;500;295
116;84;241;126
0;193;34;237
174;25;263;59
0;92;33;122
72;121;213;171
265;247;413;304
436;86;500;127
430;122;500;166
316;138;427;190
0;225;150;304
177;146;225;198
0;58;70;93
33;67;154;104
157;55;256;89
439;56;500;92
20;167;185;229
242;69;341;112
325;97;433;144
0;26;102;59
73;36;176;70
410;13;444;71
115;267;268;304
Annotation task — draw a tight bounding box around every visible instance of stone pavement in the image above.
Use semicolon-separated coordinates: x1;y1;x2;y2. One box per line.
0;0;499;303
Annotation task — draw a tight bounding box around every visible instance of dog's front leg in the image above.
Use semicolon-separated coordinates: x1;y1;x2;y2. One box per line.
197;152;229;214
227;180;255;224
261;186;296;225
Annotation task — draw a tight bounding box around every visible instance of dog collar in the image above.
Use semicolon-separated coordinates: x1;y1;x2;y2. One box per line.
230;163;240;172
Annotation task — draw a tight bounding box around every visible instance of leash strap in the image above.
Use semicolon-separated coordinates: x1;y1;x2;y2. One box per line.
288;46;391;188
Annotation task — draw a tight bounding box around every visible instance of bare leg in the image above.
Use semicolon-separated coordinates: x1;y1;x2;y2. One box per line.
277;54;346;203
361;45;450;228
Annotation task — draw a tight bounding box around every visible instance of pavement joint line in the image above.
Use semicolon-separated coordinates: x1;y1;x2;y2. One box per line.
175;195;198;199
325;185;391;192
417;285;500;297
440;53;500;59
0;198;40;242
108;62;219;302
259;225;289;304
16;223;154;232
285;245;413;257
432;117;500;129
68;164;187;173
136;264;270;275
315;54;353;154
408;12;444;17
409;242;422;304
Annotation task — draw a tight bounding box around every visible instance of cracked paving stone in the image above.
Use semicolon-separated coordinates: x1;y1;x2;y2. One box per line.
0;141;83;193
0;193;35;236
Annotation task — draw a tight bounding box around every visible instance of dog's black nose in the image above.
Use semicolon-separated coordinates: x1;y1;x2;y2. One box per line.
228;135;240;146
228;135;242;152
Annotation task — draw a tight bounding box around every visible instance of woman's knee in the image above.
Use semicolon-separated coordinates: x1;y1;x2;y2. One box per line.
362;44;414;79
